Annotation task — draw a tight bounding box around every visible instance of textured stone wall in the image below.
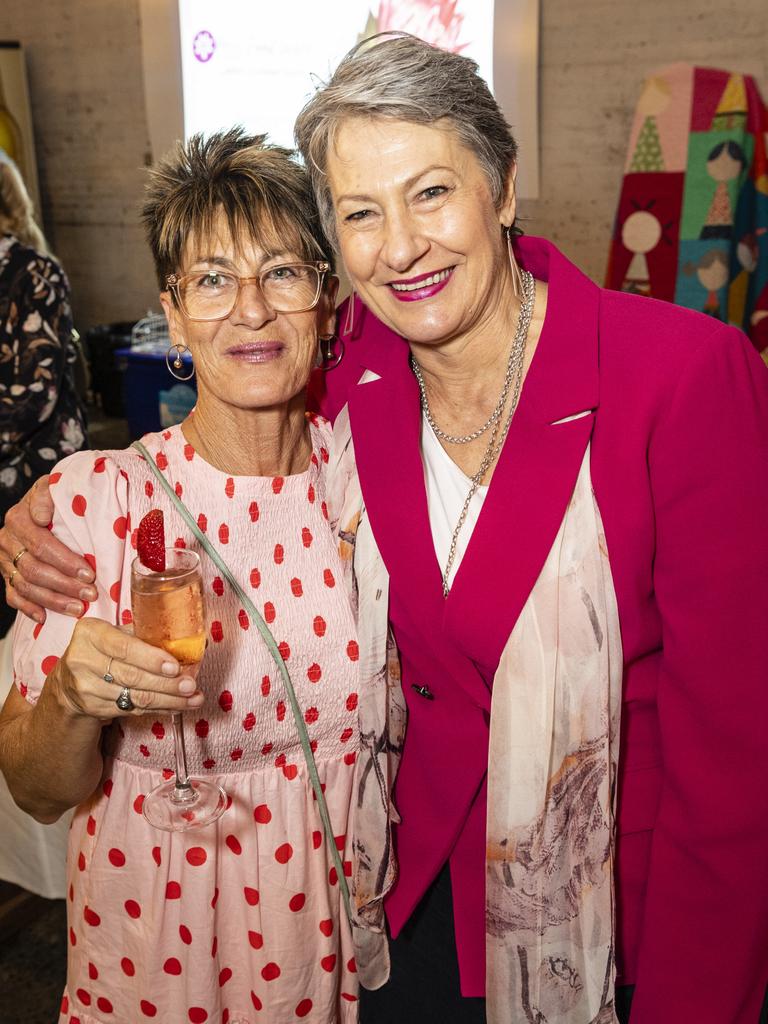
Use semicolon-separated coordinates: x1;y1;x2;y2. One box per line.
3;0;768;328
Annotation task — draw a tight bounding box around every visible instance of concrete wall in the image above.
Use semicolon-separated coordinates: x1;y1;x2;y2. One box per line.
3;0;768;327
2;0;157;330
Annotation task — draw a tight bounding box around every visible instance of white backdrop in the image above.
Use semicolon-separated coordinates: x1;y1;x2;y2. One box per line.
141;0;540;197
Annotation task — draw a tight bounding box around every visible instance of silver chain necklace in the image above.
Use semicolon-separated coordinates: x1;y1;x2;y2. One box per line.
412;270;536;597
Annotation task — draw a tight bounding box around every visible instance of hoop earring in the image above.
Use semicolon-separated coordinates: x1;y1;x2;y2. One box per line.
506;227;524;301
343;293;356;337
165;343;195;381
318;334;345;371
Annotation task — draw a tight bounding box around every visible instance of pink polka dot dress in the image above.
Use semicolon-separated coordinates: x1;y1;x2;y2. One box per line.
12;419;362;1024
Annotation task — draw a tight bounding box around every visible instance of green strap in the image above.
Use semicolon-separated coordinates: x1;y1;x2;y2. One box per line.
132;440;352;924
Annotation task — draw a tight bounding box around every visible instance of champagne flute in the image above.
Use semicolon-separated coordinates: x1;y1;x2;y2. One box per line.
131;547;226;831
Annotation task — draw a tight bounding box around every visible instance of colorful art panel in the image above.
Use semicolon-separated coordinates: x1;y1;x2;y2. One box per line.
606;173;684;303
728;180;768;334
675;239;731;320
679;130;754;241
623;63;694;174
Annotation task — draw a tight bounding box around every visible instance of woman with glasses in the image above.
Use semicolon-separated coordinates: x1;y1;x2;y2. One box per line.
0;129;399;1024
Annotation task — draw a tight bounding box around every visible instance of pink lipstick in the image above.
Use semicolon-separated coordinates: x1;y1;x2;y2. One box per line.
388;267;454;302
224;341;284;363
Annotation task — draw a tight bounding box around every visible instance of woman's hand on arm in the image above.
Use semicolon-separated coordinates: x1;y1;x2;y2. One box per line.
0;476;97;623
0;618;202;823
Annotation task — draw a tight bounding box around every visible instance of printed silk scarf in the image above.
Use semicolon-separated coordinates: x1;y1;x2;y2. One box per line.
328;401;622;1019
487;447;623;1024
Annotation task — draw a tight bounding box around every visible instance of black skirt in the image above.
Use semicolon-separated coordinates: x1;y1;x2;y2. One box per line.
359;862;637;1024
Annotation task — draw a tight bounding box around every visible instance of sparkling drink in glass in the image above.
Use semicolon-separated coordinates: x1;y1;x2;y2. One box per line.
131;548;226;831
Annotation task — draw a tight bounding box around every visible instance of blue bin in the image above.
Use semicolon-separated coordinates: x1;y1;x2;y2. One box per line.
116;344;197;439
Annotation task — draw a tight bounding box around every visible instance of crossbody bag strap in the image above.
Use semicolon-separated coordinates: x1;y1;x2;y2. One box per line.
133;440;352;924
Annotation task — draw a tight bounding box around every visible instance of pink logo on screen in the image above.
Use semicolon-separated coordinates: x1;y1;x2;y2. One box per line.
193;30;216;63
376;0;466;51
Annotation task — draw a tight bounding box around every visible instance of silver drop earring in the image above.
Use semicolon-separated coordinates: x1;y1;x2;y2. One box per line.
343;293;356;337
165;342;195;381
506;227;524;301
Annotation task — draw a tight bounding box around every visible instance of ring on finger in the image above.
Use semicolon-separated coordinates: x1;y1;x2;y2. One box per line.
7;569;18;589
115;686;134;712
12;547;27;569
103;656;115;685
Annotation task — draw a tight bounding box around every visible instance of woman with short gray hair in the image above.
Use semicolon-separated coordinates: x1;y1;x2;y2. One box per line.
295;33;768;1024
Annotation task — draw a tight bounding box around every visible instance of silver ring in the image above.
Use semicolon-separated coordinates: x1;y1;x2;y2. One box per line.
103;656;115;685
115;687;134;712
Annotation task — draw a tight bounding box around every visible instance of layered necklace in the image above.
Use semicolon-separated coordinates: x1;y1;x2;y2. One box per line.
411;269;536;597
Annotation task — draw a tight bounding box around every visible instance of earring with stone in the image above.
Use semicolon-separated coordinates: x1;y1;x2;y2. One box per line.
165;342;195;381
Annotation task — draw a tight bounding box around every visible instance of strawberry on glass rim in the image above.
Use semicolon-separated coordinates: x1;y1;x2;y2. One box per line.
137;509;166;572
130;513;227;831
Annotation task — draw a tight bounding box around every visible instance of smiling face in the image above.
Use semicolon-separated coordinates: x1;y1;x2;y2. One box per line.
327;117;516;348
160;210;337;413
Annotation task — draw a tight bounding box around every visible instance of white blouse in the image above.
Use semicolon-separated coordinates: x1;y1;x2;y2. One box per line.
420;411;488;590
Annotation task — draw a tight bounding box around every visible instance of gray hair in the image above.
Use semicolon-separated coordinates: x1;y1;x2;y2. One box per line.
294;33;518;247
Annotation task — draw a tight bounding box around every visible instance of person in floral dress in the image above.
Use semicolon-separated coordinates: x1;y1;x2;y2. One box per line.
0;130;398;1023
0;154;86;636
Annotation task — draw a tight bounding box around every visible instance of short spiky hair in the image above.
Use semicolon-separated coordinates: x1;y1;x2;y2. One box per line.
142;127;333;289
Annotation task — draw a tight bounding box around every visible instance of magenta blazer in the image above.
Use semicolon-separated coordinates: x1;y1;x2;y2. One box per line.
310;237;768;1023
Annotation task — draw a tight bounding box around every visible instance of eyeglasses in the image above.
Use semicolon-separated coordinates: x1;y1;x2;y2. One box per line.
166;261;330;321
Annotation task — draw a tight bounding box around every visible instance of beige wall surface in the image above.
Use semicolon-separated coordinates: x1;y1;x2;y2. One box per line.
2;0;768;328
1;0;157;330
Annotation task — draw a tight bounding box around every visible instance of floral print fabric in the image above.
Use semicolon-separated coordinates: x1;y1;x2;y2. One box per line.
0;233;86;506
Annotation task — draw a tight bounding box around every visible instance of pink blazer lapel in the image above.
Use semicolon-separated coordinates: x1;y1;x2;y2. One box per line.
346;237;602;695
347;339;445;610
445;239;602;675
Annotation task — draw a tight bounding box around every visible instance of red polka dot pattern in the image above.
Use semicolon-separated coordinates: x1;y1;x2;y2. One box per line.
289;892;306;912
30;420;361;1020
275;842;293;864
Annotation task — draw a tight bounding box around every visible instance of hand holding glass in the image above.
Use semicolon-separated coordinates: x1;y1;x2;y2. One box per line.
131;548;226;831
